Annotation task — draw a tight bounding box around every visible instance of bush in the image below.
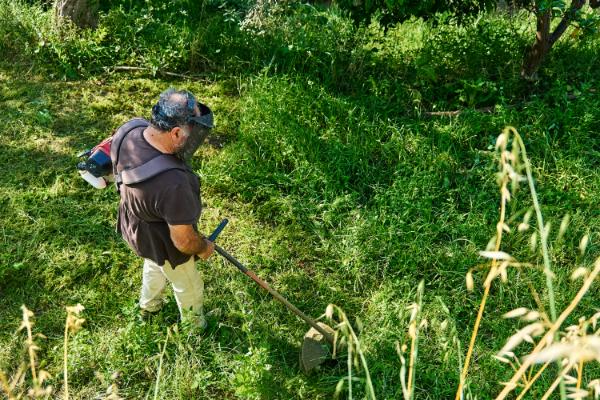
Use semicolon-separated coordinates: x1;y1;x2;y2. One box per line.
0;1;532;110
332;0;495;25
204;3;360;84
415;13;530;108
0;0;224;77
0;0;51;60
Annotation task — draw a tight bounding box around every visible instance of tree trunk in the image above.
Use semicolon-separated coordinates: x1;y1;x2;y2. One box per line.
521;8;551;79
522;0;590;79
54;0;99;29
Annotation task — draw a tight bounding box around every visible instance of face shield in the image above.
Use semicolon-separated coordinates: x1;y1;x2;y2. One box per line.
176;102;214;162
151;91;214;162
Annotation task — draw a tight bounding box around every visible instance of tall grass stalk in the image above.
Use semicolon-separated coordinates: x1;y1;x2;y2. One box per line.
21;306;38;386
505;128;567;397
19;305;52;398
514;361;551;400
0;306;85;399
347;335;353;399
328;305;376;400
540;363;574;400
456;127;572;399
153;328;171;400
511;129;558;321
510;128;565;399
495;257;600;399
576;359;583;390
0;371;16;400
63;304;85;400
406;281;424;400
63;319;69;400
456;283;492;399
455;129;512;400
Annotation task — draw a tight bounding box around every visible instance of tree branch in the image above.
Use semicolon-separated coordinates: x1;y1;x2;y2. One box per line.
424;106;495;117
549;0;586;46
110;66;213;82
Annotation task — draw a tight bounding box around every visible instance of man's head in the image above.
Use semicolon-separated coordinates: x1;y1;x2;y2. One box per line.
150;88;213;161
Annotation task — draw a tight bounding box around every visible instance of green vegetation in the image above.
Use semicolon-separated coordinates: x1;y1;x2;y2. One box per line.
1;0;600;398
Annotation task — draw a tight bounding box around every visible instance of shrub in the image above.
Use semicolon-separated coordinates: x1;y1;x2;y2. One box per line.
332;0;495;25
415;13;530;108
0;0;52;61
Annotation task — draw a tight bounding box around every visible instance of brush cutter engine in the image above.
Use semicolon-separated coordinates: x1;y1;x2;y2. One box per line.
76;118;195;191
77;137;114;189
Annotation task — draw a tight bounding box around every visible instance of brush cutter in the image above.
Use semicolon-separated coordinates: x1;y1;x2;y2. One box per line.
207;219;336;372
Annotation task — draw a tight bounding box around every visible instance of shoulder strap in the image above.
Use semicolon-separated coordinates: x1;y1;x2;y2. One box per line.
111;118;150;174
120;154;188;185
111;118;149;191
111;118;190;189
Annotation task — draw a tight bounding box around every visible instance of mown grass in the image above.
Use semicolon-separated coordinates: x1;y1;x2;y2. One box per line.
2;1;600;399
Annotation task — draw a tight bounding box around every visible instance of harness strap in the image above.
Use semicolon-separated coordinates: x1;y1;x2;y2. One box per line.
120;154;187;184
111;118;149;176
110;118;189;191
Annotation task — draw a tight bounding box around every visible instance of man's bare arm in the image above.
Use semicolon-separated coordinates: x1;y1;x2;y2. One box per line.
168;224;215;260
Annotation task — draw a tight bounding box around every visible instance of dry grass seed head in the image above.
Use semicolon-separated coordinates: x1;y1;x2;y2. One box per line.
485;235;498;251
571;267;589;280
479;251;514;261
566;388;589;400
465;271;474;291
440;320;448;331
66;304;85;334
557;214;570;242
325;304;334;320
499;261;510;283
522;311;541;322
580;234;590;255
495;132;508;150
18;306;34;332
587;379;600;399
501;186;511;203
518;222;530;232
564;374;579;385
498;323;545;356
503;308;529;319
527;336;600;364
530;231;538;252
519;209;533;232
493;354;512;364
484;264;506;287
542;222;551;243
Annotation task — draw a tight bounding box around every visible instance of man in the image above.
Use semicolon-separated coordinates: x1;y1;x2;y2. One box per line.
111;88;215;329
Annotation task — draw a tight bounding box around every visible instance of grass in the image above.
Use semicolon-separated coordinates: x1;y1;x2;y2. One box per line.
2;65;599;398
2;2;600;398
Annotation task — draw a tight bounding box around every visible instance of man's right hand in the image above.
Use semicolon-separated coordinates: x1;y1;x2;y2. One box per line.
197;238;215;260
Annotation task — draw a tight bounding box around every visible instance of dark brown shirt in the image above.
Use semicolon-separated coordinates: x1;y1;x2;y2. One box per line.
116;123;201;267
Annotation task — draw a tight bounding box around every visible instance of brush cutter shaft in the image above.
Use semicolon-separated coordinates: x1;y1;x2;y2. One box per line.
208;219;229;242
214;244;334;344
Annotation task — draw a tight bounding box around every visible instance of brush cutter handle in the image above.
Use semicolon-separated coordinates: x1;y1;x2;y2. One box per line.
208;219;229;242
214;243;335;344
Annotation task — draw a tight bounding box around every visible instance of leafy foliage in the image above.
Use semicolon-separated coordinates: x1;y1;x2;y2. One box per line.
331;0;496;24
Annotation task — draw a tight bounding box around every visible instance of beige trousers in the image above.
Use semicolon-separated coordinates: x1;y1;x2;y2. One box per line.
139;256;204;322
